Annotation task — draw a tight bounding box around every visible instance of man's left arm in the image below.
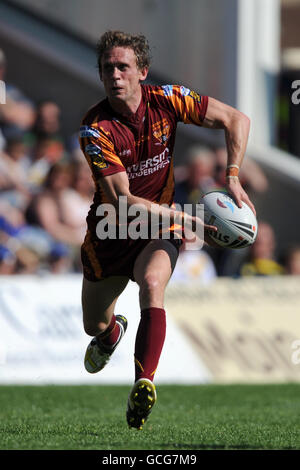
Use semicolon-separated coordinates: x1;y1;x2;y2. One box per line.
202;97;255;215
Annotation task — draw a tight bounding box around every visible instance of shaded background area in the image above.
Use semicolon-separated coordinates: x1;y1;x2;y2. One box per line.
0;0;300;274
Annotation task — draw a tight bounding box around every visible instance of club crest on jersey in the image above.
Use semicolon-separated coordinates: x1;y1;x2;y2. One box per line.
85;143;109;169
152;118;170;145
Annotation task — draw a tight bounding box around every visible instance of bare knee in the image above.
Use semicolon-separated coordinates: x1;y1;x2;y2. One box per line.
139;273;161;295
138;273;165;307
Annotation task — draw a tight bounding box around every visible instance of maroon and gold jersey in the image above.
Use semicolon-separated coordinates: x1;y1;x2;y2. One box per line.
79;84;208;219
79;84;208;281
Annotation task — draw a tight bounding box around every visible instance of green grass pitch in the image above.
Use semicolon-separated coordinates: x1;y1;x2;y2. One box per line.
0;384;299;450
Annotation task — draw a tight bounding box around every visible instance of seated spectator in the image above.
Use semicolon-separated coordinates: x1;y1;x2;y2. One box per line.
34;101;61;138
24;101;66;159
0;213;41;275
58;160;93;235
5;136;31;170
27;162;86;247
0;137;32;209
175;145;218;208
0;199;26;229
240;221;285;276
0;196;59;260
26;136;66;194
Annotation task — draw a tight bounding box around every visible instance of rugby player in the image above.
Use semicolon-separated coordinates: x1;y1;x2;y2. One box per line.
79;31;255;430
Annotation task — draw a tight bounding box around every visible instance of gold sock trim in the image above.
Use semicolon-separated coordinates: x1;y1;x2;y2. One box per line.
134;357;144;372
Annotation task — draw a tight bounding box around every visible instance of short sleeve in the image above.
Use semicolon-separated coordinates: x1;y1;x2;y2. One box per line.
154;85;208;126
79;125;125;178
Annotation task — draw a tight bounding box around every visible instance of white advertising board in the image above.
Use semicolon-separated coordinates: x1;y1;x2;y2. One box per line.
166;277;300;383
0;275;210;385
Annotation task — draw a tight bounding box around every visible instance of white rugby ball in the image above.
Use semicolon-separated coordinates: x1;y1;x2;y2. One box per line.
200;190;257;249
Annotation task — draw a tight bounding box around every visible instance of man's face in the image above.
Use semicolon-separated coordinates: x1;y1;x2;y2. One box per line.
100;47;148;106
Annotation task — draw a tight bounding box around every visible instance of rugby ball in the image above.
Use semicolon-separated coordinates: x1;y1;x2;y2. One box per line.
200;190;257;249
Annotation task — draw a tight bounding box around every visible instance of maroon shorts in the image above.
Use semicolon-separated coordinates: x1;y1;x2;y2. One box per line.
81;230;182;282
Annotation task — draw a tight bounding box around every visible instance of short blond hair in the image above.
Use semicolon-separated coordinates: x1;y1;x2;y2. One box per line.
96;30;151;73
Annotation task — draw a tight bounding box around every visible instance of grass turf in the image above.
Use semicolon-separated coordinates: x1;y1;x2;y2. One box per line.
0;383;299;450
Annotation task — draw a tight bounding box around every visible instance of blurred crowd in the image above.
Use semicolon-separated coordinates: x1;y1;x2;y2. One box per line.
0;48;94;275
173;144;300;282
1;47;299;280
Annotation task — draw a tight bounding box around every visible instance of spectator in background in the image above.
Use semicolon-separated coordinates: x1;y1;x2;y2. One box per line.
240;221;285;276
0;213;41;275
34;101;62;138
174;145;218;207
26;136;66;194
0;137;32;209
5;136;31;171
24;101;67;192
26;100;65;148
0;48;36;139
0;49;89;276
0;198;27;232
59;160;94;233
27;162;85;247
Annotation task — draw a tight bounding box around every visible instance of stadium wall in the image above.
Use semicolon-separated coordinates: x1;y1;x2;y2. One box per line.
0;275;299;385
10;0;239;106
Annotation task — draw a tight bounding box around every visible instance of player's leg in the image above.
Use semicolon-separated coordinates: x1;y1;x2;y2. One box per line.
82;275;129;373
82;275;129;335
127;239;179;429
133;239;178;379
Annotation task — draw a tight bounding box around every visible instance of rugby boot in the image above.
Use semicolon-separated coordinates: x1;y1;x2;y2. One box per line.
126;378;157;430
84;314;128;373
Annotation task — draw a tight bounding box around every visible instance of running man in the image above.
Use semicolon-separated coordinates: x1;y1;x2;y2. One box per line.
79;30;255;430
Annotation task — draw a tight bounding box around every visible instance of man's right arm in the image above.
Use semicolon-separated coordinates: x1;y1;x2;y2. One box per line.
98;171;218;240
99;171;179;220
